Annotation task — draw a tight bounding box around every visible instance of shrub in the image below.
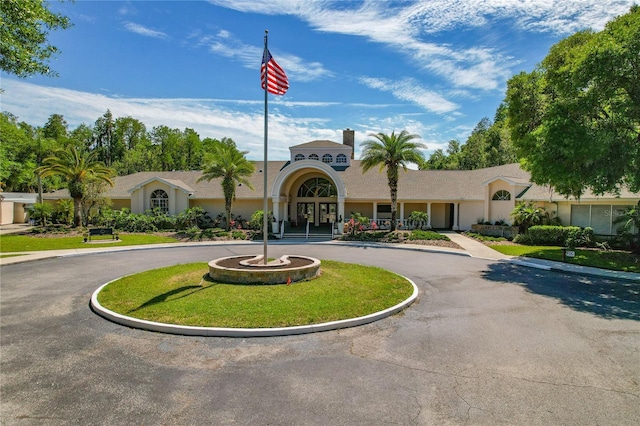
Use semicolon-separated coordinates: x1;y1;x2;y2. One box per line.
249;210;274;230
28;203;53;227
176;207;205;230
53;199;74;225
409;230;450;241
514;225;593;247
231;230;246;240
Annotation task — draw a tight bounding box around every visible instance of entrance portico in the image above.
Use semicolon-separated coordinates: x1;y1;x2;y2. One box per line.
271;160;347;227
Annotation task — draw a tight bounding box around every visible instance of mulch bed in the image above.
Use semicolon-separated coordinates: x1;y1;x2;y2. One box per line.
215;255;315;270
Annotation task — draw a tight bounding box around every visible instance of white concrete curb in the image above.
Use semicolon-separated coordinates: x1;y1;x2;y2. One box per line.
90;273;419;337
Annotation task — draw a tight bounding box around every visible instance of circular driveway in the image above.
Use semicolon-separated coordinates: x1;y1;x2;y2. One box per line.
1;243;639;424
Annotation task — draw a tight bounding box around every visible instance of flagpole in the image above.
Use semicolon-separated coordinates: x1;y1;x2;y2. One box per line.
262;29;269;265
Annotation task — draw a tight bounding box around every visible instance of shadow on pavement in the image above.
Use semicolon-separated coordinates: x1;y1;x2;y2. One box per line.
482;262;640;321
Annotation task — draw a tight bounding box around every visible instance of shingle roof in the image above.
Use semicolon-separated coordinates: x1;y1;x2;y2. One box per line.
43;162;639;202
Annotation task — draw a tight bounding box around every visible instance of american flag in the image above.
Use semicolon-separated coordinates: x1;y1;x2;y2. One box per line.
261;49;289;95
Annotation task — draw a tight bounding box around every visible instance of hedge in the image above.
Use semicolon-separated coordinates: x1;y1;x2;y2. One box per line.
514;225;594;247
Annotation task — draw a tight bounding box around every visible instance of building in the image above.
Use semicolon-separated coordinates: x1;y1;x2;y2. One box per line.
44;130;639;235
0;193;37;225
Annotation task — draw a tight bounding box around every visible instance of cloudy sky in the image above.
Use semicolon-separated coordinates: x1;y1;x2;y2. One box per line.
1;0;635;160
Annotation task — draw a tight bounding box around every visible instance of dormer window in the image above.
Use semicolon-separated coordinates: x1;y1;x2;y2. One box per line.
322;154;333;163
336;154;347;164
309;154;319;161
294;154;305;161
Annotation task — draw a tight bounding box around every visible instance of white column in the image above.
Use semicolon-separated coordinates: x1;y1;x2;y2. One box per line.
484;186;490;223
373;201;378;221
452;203;460;230
427;202;432;229
400;202;405;224
338;197;345;223
272;200;280;222
283;201;289;222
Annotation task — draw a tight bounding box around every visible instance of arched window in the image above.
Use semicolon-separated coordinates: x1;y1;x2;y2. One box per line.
309;153;319;161
336;154;347;164
150;189;169;213
492;190;511;201
297;178;337;197
294;154;305;161
322;153;333;163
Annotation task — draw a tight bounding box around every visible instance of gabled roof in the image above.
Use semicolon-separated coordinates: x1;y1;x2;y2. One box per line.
128;177;193;194
482;176;531;186
42;162;639;203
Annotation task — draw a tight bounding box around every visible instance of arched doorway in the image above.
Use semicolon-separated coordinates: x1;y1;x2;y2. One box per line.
294;177;337;227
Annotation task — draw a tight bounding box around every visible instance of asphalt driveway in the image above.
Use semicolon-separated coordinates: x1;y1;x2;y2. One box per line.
1;243;639;424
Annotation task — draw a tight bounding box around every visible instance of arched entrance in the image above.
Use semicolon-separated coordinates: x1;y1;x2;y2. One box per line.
270;160;347;230
294;177;338;227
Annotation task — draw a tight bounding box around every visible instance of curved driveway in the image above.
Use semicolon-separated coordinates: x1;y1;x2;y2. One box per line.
1;243;639;424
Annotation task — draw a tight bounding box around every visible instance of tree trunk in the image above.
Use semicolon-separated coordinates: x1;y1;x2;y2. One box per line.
388;165;398;232
73;197;82;228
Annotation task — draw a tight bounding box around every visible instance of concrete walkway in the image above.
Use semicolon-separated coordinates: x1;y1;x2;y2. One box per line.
439;230;510;261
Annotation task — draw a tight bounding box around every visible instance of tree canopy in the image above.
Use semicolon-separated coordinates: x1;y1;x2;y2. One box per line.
198;141;255;231
360;130;426;231
0;0;72;78
505;6;640;198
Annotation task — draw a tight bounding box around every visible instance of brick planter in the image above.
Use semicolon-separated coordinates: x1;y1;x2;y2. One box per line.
471;224;519;238
208;255;321;285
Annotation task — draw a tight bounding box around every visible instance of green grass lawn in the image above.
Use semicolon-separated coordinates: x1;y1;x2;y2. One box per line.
97;260;414;328
491;245;639;273
0;233;179;253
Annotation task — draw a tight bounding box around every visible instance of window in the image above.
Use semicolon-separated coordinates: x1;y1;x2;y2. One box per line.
336;154;347;164
309;154;319;161
150;189;169;213
294;153;305;161
492;190;511;201
322;153;333;163
297;178;337;197
571;204;635;235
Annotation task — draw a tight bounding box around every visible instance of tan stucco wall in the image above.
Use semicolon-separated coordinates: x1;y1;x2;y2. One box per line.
191;199;262;222
110;199;130;211
430;203;447;228
131;182;189;215
459;201;484;230
403;203;427;220
487;181;516;225
344;202;374;220
0;201;14;225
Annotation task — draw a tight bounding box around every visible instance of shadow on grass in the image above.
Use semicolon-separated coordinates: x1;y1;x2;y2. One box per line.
517;248;639;273
482;262;640;321
128;274;216;314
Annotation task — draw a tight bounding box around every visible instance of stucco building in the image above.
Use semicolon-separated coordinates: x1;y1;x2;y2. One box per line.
44;130;638;236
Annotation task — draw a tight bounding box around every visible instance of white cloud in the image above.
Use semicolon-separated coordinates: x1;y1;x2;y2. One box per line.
124;22;168;39
208;0;635;93
0;79;366;161
359;77;458;114
201;30;333;82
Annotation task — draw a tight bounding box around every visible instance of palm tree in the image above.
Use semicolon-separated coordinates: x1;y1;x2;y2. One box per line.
510;201;547;233
37;147;115;227
360;130;426;231
198;142;255;231
613;202;640;253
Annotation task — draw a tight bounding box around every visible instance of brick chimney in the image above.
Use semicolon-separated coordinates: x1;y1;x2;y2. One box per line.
343;128;355;159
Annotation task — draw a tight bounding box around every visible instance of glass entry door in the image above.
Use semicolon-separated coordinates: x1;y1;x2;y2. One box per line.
297;203;315;226
319;203;337;223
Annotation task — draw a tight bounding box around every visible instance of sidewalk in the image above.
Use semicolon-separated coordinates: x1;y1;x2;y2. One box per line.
441;230;639;282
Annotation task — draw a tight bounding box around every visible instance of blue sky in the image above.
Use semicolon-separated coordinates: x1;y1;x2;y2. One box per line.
1;0;636;161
